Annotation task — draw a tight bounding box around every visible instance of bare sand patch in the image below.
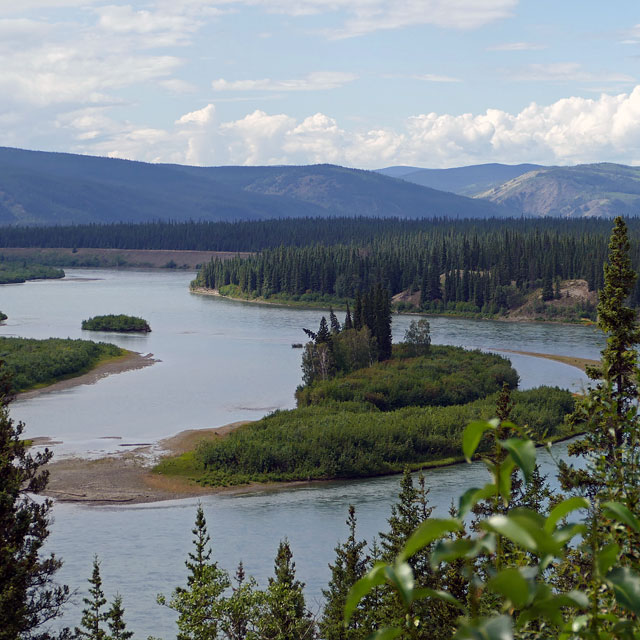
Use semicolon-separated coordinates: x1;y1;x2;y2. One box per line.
497;349;599;373
42;422;252;504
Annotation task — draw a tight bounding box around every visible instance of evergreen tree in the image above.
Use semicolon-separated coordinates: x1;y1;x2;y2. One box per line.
320;506;368;640
560;216;640;500
343;302;353;330
259;540;316;640
328;307;341;334
353;292;363;331
315;317;331;344
106;595;133;640
76;557;108;640
158;505;230;640
219;562;263;640
0;372;72;640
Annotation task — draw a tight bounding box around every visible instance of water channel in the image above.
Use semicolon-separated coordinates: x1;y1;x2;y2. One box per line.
0;269;605;636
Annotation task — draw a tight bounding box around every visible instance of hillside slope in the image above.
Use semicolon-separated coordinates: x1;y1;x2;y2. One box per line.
477;163;640;218
0;147;508;225
377;163;542;195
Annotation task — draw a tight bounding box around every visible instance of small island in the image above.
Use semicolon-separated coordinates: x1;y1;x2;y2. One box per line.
0;311;6;322
81;314;151;333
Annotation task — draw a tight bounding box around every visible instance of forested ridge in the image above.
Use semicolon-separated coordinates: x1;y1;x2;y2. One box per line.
193;219;629;317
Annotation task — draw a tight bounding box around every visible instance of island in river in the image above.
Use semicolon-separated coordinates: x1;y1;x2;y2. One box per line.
40;348;598;505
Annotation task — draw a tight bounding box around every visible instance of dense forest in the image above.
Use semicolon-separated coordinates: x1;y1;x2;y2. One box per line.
0;336;124;392
192;219;625;318
1;216;639;252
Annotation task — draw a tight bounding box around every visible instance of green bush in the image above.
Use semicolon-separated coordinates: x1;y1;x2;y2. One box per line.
196;387;574;485
0;337;124;392
296;345;519;411
81;314;151;333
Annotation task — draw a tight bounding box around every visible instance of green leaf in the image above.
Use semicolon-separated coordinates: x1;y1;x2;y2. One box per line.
597;543;620;577
463;419;498;462
400;518;462;562
385;562;415;607
430;538;480;568
483;514;539;553
345;563;386;623
413;588;468;613
364;628;402;640
544;497;589;533
607;567;640;616
456;614;513;640
458;484;496;518
487;568;531;609
603;501;640;532
500;438;536;483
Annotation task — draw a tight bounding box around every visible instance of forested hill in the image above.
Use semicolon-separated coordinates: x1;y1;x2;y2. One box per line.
0;147;508;225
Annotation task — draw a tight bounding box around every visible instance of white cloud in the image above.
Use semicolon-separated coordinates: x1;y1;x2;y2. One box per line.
415;74;461;83
212;71;357;91
511;63;635;84
487;41;546;51
202;0;517;37
52;86;640;169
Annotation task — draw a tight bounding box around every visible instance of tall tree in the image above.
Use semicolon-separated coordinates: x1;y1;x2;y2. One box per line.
106;595;133;640
259;540;316;640
158;504;230;640
76;557;108;640
320;506;369;640
0;368;72;640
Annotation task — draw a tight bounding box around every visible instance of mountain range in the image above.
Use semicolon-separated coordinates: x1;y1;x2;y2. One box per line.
1;146;639;225
0;147;505;225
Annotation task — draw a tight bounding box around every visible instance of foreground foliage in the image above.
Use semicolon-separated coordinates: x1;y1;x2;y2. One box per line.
0;336;124;393
81;314;151;333
0;370;72;640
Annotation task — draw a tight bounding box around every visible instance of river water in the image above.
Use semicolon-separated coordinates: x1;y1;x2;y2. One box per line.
0;269;605;637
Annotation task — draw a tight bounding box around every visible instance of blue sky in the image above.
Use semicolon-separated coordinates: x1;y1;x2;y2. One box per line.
1;1;639;168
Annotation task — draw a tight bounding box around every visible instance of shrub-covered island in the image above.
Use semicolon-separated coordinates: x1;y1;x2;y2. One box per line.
0;261;64;284
81;314;151;333
155;316;575;486
0;336;125;393
0;311;6;322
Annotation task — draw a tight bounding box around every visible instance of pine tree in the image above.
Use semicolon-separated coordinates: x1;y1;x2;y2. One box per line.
259;540;316;640
219;562;263;640
76;557;108;640
106;595;133;640
343;302;353;330
158;505;230;640
315;317;331;344
320;506;368;640
0;372;72;640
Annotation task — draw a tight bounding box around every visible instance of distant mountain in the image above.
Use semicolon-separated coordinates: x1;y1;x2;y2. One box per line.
376;163;543;196
0;147;508;225
476;163;640;218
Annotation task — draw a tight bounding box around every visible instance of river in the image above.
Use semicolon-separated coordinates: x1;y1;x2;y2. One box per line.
0;269;604;637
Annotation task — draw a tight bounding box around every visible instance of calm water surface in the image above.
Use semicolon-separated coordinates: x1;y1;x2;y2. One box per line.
0;269;604;636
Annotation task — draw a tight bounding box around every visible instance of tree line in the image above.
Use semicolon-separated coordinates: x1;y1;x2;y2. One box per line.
193;219;640;314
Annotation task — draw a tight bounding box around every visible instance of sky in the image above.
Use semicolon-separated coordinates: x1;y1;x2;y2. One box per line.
1;1;639;169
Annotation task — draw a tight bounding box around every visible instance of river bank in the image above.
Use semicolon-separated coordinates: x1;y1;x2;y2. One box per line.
190;286;596;326
17;350;158;401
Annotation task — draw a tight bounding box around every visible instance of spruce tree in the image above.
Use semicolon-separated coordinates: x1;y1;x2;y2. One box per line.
560;216;640;500
219;562;263;640
0;371;72;640
320;506;368;640
328;307;341;334
343;302;353;330
259;540;316;640
106;595;133;640
76;557;108;640
158;505;230;640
